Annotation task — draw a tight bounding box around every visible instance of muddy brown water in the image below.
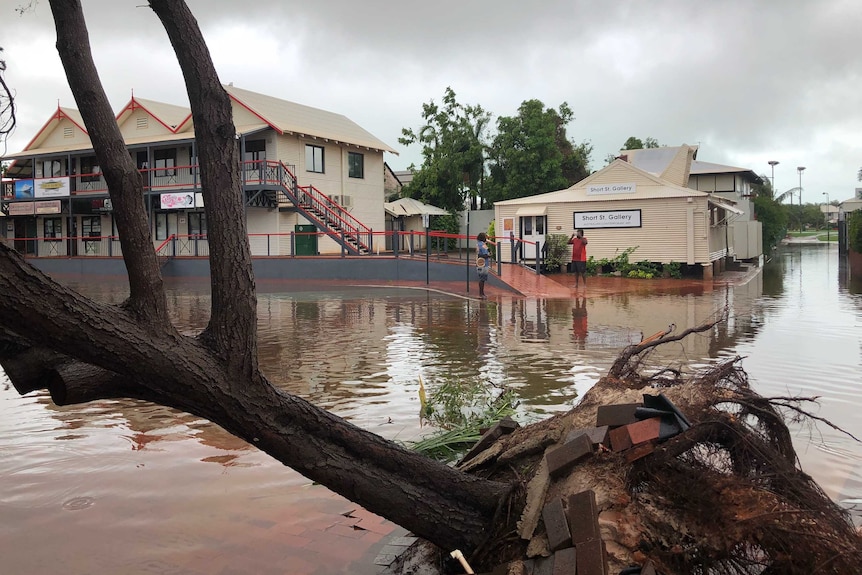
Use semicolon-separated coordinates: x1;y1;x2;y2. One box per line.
1;242;860;573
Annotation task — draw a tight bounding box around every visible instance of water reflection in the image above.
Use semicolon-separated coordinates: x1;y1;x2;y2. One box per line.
1;244;860;572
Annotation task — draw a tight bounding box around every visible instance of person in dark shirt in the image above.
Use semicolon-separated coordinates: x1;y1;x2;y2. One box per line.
476;232;491;299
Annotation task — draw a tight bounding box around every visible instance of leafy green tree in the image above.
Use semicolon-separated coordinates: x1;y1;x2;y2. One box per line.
623;136;659;150
485;100;591;202
604;136;661;164
399;87;490;212
751;177;788;253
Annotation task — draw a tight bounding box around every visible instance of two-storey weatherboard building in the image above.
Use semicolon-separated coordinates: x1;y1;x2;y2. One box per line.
1;85;397;258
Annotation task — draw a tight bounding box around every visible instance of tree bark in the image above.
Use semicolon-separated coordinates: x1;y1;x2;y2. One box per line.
50;0;170;328
1;0;512;556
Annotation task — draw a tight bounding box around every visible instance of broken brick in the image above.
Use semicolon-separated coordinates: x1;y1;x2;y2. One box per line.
552;547;576;575
531;555;554;575
608;425;633;452
567;489;600;545
625;441;656;463
596;403;641;428
566;426;610;449
626;417;661;446
542;498;572;552
546;433;592;478
575;539;607;575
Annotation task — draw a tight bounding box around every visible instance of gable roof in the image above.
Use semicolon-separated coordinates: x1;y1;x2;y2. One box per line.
495;157;709;206
18;106;88;152
115;95;193;133
224;84;397;154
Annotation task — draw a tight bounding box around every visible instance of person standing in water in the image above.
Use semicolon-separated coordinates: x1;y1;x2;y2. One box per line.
476;232;491;299
568;229;588;288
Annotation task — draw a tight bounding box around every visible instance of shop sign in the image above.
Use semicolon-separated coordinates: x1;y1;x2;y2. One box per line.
35;177;71;198
161;193;195;209
8;202;35;216
574;209;642;229
35;200;62;215
586;183;636;196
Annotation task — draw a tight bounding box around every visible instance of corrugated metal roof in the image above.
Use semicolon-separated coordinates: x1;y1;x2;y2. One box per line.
624;146;683;175
384;197;448;217
691;160;763;183
224;85;397;154
496;158;709;206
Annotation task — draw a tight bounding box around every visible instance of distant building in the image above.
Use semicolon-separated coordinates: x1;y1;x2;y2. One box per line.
495;145;745;278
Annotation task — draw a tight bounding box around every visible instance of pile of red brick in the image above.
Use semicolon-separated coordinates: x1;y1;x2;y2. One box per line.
475;394;689;574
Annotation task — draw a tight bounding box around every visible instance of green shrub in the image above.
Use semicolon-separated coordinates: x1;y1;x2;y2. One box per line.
663;261;682;279
543;234;570;273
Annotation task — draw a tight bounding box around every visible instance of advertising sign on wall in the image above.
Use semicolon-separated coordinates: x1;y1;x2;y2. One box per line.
574;209;642;229
14;180;35;199
161;193;195;209
8;202;36;216
35;200;63;215
35;177;71;198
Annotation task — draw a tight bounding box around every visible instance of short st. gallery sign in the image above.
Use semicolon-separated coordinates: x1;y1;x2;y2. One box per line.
574;209;641;229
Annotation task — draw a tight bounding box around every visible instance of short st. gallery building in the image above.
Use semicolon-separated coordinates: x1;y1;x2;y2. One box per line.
494;145;746;278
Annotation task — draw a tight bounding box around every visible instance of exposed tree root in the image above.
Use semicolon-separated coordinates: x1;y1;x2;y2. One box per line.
399;324;862;575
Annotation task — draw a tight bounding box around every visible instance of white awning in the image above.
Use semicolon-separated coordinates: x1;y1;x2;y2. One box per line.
708;197;743;215
515;205;547;216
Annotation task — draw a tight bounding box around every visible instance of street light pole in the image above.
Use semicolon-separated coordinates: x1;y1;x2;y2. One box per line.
822;192;830;242
768;160;779;194
797;166;806;232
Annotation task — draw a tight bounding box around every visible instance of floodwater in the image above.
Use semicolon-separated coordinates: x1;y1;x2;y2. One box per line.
1;242;860;573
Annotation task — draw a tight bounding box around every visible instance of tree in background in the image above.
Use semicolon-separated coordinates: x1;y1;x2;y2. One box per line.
751;176;788;254
399;87;490;212
484;100;591;203
622;136;660;150
604;136;660;164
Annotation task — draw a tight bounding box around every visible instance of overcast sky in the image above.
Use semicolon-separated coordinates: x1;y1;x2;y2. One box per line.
4;0;862;202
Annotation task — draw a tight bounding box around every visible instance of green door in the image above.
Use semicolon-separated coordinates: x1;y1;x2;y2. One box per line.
294;224;318;255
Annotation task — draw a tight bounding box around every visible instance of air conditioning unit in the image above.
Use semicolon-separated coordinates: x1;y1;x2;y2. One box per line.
328;195;353;208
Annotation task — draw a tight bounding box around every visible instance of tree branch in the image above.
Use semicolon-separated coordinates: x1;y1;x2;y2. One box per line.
48;0;170;327
147;0;259;378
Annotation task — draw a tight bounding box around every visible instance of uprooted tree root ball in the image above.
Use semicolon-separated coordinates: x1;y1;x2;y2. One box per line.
389;325;862;574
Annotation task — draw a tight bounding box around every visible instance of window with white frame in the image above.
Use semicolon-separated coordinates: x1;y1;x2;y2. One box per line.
305;144;324;173
348;151;364;179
